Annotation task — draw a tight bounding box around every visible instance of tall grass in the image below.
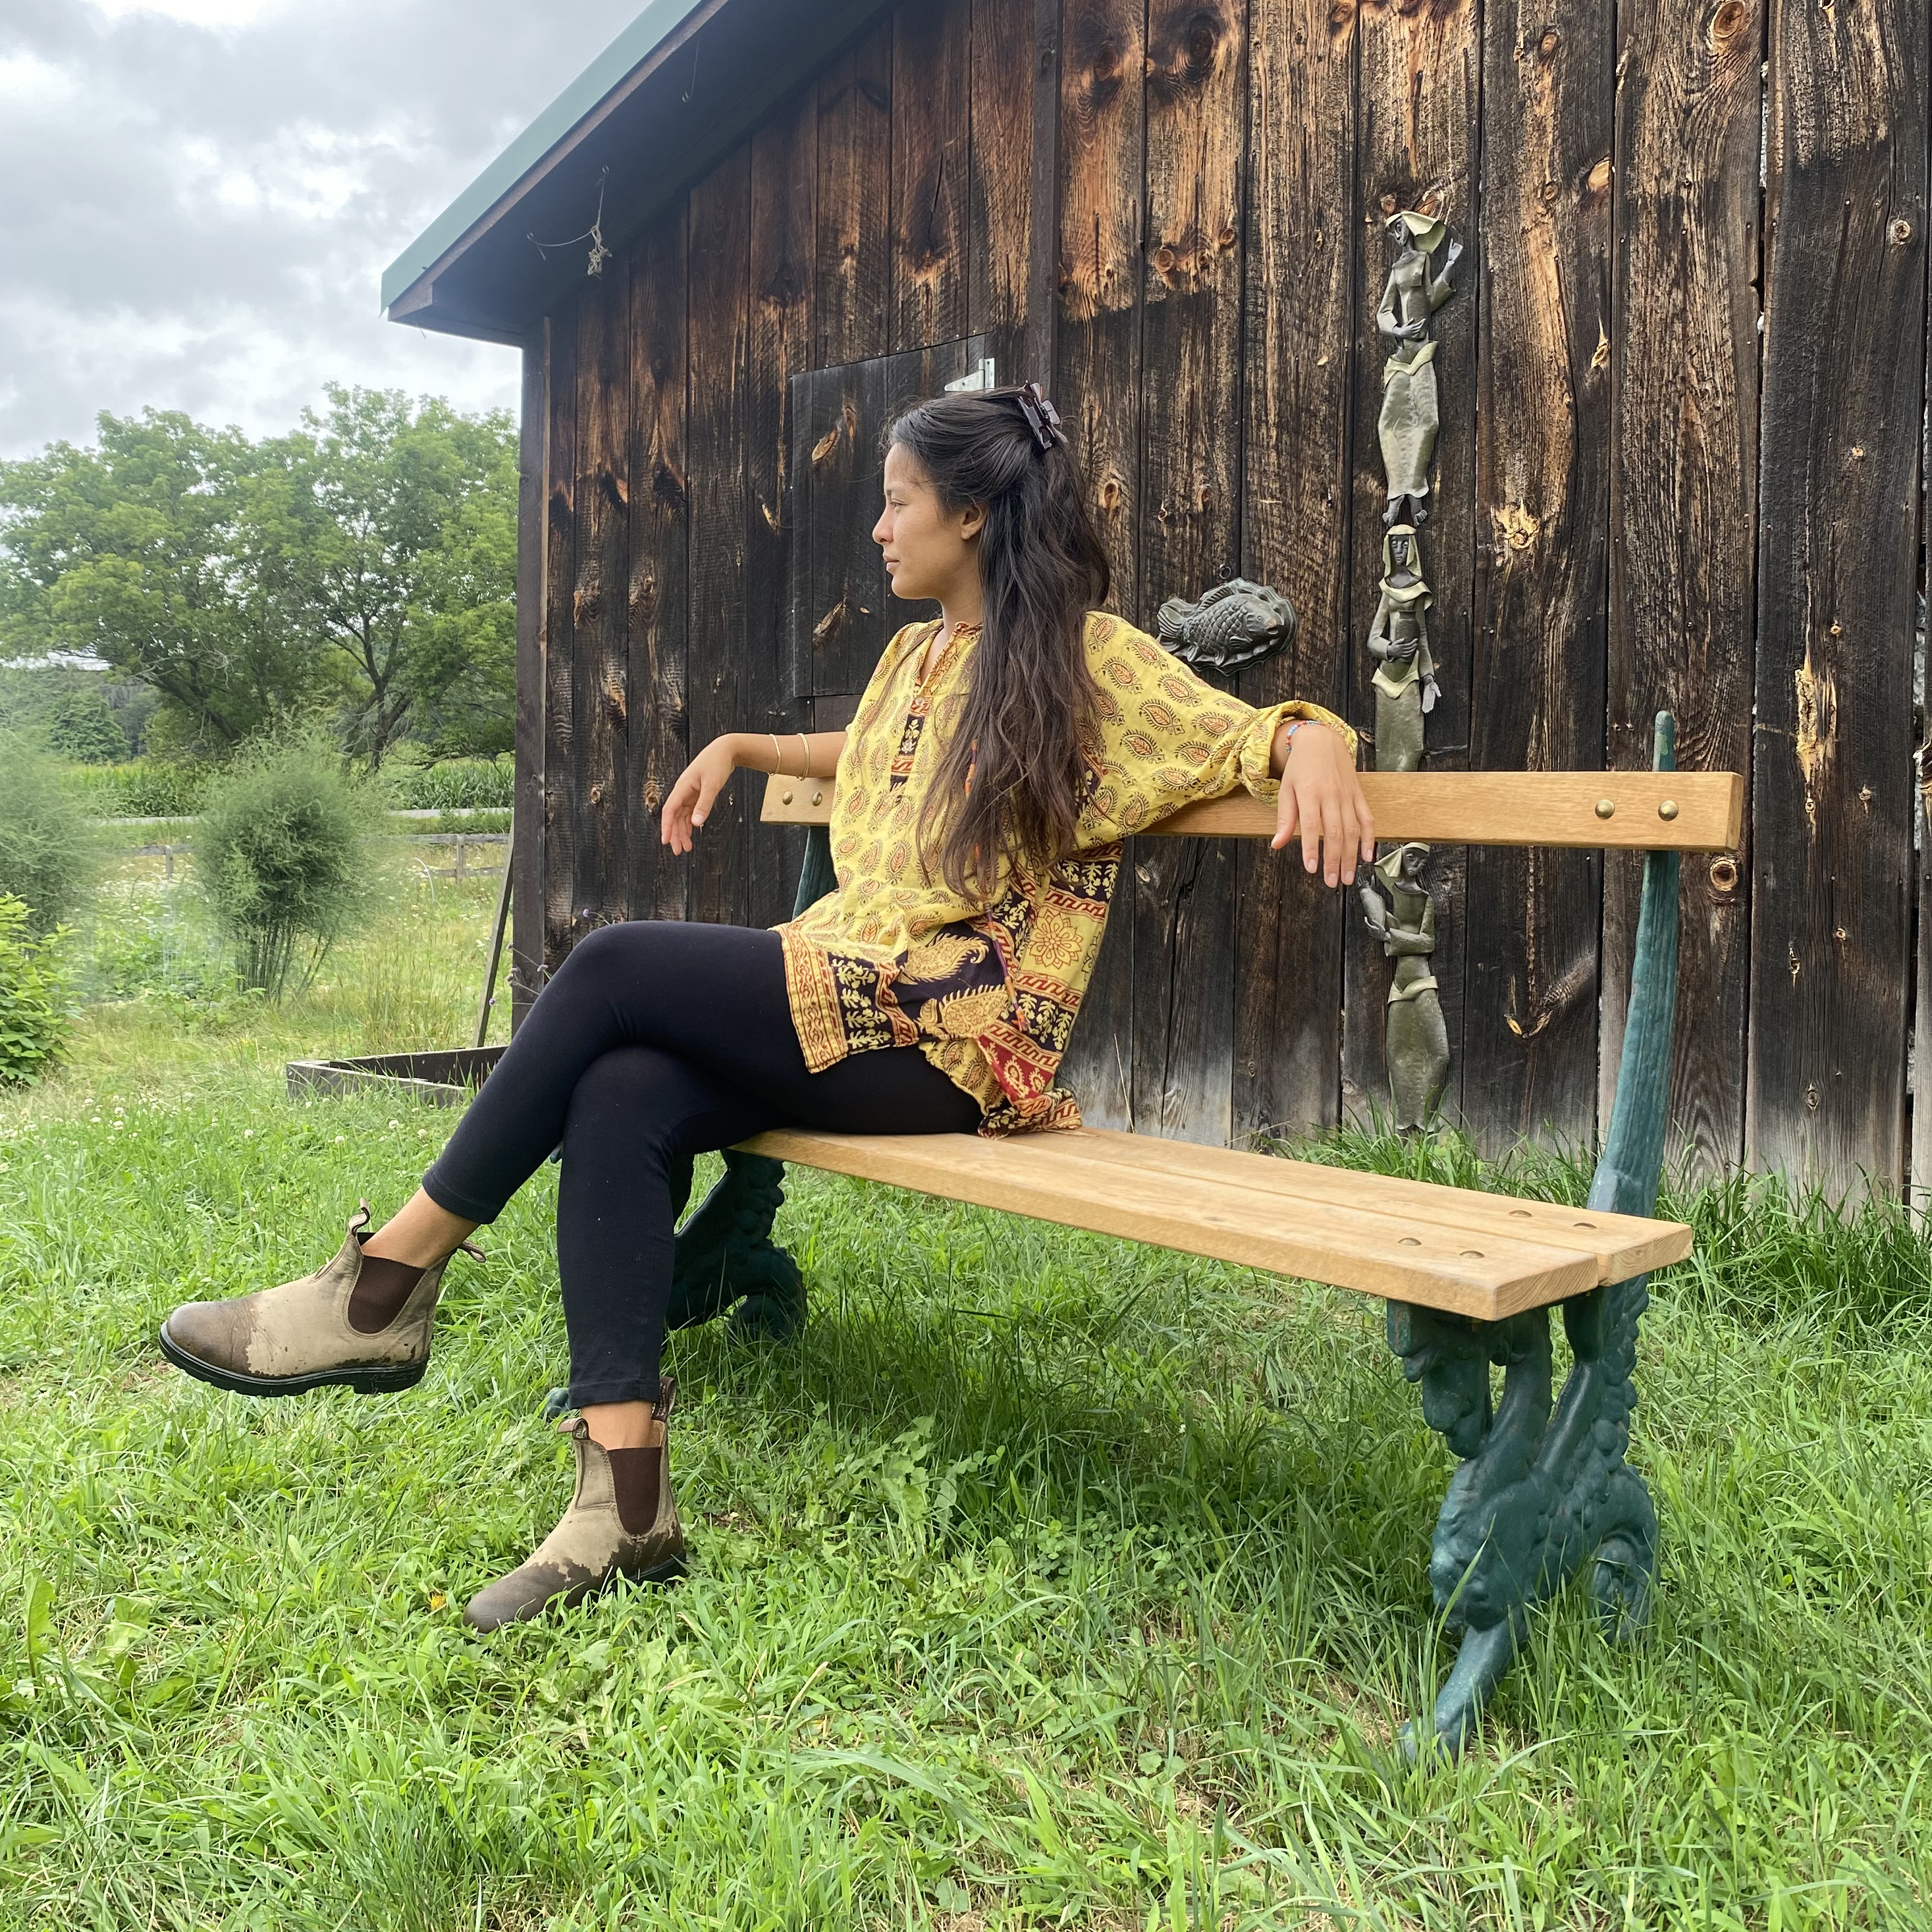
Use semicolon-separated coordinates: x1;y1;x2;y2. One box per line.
0;885;1926;1927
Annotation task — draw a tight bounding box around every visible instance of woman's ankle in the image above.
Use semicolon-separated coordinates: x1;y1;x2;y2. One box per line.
581;1400;663;1451
361;1189;479;1270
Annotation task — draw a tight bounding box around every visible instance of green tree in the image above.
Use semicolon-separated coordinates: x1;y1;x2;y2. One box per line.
45;685;128;763
252;387;518;768
0;412;318;747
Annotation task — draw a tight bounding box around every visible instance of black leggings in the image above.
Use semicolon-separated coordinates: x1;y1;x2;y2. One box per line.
422;921;979;1407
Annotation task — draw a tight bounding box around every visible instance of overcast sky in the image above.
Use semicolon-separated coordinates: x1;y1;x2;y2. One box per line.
1;0;645;458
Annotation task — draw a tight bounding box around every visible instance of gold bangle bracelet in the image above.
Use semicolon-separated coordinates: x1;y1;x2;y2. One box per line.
770;732;784;777
798;730;811;780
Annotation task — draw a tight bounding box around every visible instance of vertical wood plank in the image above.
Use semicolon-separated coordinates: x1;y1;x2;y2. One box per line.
815;14;893;371
1131;0;1248;1144
891;0;972;352
1235;0;1357;1142
1343;0;1482;1135
686;151;754;928
511;324;550;1026
748;88;818;928
542;302;580;970
1053;0;1146;1127
1748;0;1925;1193
1605;0;1761;1175
626;213;691;925
1918;355;1932;1223
1025;0;1065;388
969;0;1034;352
1915;717;1931;1221
572;271;632;932
1461;0;1613;1156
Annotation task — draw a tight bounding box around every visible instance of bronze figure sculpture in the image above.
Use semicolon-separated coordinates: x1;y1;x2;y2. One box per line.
1359;842;1451;1131
1155;577;1298;676
1376;211;1463;529
1366;525;1439;776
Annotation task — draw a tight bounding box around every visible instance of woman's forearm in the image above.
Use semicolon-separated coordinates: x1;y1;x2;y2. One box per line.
720;730;846;781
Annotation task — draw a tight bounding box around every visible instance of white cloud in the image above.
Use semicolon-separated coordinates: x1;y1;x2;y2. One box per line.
3;0;645;456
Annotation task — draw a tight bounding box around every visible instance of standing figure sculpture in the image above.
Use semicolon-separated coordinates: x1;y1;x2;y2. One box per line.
1366;524;1438;775
1359;842;1450;1131
1376;211;1463;529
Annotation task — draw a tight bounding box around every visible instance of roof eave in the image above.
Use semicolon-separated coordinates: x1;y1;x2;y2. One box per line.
382;0;893;343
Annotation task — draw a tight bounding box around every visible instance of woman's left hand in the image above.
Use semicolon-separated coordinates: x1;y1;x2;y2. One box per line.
1270;720;1375;888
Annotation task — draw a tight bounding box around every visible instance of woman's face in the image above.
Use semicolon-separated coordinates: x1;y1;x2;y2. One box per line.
873;442;983;605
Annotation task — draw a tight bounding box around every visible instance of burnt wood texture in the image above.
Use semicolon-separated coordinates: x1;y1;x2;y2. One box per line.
1605;0;1761;1176
1746;0;1924;1191
506;0;1930;1202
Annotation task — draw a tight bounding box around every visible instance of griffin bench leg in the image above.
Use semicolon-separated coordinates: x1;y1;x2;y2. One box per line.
664;1149;807;1342
1387;1275;1657;1758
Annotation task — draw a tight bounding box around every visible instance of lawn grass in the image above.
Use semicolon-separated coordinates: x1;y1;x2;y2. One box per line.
1;867;1929;1927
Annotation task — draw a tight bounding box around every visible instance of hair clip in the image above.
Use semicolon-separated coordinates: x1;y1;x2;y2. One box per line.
1015;381;1067;452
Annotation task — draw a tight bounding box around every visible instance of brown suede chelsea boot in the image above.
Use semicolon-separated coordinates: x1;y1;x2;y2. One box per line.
464;1382;687;1632
159;1201;479;1398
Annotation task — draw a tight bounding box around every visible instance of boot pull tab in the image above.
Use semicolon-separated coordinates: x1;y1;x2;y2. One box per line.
653;1378;678;1424
457;1240;487;1262
348;1199;373;1242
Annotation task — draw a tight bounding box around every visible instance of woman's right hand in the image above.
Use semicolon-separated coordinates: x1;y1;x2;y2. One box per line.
660;736;741;855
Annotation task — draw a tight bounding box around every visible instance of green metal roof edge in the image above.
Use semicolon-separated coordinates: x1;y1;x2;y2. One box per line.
379;0;710;315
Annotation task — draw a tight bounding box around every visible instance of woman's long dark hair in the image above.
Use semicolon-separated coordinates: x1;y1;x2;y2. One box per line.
885;385;1111;901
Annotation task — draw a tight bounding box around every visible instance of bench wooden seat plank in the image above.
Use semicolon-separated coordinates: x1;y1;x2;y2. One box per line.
739;1125;1684;1320
1025;1127;1692;1283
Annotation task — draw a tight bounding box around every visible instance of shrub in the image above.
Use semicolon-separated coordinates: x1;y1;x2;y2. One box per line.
0;735;98;931
0;893;73;1085
196;738;377;998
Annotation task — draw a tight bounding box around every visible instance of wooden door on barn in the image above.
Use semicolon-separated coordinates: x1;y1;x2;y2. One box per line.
788;333;996;729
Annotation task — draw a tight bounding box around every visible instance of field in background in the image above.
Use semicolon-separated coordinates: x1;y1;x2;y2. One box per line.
0;858;1927;1927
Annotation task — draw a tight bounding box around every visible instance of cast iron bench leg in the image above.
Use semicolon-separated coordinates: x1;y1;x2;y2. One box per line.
1389;712;1681;1756
663;1149;805;1341
658;826;834;1343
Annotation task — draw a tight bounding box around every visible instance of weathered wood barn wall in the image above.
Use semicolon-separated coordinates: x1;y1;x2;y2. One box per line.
508;0;1927;1204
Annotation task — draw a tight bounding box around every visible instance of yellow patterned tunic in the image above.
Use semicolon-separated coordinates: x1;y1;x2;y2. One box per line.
775;610;1356;1135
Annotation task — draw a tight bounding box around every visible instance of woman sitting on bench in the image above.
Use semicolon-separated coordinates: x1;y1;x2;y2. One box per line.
158;383;1375;1630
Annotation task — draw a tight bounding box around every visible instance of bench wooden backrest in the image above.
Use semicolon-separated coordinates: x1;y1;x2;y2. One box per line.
761;769;1744;852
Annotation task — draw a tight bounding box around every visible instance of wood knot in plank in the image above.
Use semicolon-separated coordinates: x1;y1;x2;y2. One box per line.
1710;0;1748;41
651;461;687;514
1492;502;1542;554
813;597;851;647
1793;645;1837;840
1503;953;1592;1040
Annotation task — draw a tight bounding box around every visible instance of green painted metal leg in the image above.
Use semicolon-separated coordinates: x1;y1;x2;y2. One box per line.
658;826;836;1345
1389;712;1680;1758
664;1150;806;1341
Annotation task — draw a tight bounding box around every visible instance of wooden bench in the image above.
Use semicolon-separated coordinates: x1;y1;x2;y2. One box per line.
660;713;1742;1756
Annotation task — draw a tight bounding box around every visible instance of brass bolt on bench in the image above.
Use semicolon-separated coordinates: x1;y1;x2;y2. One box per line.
666;714;1735;1758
